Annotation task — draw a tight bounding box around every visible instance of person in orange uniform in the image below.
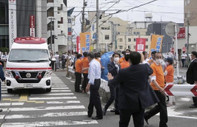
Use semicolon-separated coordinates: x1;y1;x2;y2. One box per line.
148;51;156;65
164;57;175;106
120;53;130;69
75;54;82;92
144;52;168;127
119;49;130;64
81;52;89;93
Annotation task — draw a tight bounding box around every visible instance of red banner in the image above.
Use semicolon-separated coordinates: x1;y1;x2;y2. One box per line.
30;15;35;37
76;36;80;53
136;38;146;52
177;27;185;39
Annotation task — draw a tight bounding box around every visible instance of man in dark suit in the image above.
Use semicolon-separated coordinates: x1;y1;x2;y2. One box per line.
187;51;197;108
108;52;158;127
103;52;121;115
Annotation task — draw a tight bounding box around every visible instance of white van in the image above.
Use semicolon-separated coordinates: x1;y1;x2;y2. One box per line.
5;37;52;93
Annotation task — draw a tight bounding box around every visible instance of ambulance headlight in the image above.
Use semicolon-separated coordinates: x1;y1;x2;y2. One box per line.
5;70;13;78
44;70;52;78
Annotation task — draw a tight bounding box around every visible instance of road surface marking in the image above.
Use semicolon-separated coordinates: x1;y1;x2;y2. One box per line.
1;111;88;119
51;90;71;92
30;93;74;96
46;100;80;104
0;102;24;106
1;120;98;127
2;105;85;112
29;96;77;100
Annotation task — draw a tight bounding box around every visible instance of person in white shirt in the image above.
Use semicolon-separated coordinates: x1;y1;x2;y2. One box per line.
181;51;187;67
86;53;103;120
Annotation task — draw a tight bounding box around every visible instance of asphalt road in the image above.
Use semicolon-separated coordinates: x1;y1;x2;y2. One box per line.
0;69;196;127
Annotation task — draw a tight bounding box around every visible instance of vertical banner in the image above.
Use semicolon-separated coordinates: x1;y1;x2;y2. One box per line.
30;15;35;37
9;0;17;50
177;27;185;39
76;36;80;53
79;32;91;53
149;34;163;57
136;38;146;52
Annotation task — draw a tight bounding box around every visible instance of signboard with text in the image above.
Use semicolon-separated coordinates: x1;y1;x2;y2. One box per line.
30;15;35;37
9;0;17;50
79;32;91;53
177;27;185;39
149;34;164;57
136;38;146;52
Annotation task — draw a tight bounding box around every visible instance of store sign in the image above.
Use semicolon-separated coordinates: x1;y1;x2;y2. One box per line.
9;0;17;50
177;27;185;39
30;15;35;37
135;38;146;52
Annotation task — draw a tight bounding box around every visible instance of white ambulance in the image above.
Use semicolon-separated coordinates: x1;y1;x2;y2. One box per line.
5;37;52;93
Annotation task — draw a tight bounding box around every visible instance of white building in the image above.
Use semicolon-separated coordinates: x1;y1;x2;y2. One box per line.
47;0;68;53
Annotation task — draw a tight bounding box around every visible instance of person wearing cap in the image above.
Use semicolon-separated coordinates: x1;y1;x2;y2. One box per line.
164;57;175;106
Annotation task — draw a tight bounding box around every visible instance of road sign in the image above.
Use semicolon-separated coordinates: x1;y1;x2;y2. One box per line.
165;22;180;37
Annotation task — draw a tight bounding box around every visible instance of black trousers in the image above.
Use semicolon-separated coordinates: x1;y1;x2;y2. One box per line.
104;84;119;112
88;79;103;118
192;97;197;106
181;59;185;67
82;73;88;90
119;109;145;127
75;72;81;92
144;90;168;127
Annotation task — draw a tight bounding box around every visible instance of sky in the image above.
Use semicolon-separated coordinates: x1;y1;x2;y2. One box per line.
67;0;184;35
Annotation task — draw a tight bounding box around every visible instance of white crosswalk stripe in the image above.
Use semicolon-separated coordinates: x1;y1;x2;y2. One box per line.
1;120;98;127
0;86;98;126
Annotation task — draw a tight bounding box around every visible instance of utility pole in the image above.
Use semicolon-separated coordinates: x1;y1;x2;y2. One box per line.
81;0;86;33
49;17;54;52
186;19;190;67
96;0;99;52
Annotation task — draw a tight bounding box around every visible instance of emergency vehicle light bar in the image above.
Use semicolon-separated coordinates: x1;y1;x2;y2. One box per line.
14;37;46;44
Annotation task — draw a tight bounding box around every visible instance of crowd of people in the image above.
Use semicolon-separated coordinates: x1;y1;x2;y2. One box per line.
49;49;197;127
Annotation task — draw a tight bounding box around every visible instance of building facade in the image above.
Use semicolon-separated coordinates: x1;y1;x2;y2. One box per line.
0;0;9;50
47;0;68;53
184;0;197;52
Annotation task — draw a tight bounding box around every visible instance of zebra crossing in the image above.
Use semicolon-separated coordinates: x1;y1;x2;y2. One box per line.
0;75;98;127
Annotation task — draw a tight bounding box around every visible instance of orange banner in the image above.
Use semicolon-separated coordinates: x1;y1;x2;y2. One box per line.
79;32;91;53
149;34;163;57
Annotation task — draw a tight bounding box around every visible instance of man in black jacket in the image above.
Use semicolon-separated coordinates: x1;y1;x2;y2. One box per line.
108;52;158;127
103;52;121;115
187;51;197;108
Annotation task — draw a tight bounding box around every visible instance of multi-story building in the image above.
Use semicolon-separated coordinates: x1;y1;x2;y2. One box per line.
0;0;68;53
47;0;68;53
184;0;197;52
0;0;9;50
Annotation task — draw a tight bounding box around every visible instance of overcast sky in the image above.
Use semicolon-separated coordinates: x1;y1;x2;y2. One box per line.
67;0;184;35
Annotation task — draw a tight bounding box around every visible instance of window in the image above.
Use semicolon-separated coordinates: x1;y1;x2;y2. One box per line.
58;17;63;24
134;38;136;42
119;38;123;42
128;46;131;49
58;4;63;10
47;0;54;3
105;35;109;40
128;38;131;42
119;45;123;49
47;7;54;17
101;27;110;30
47;21;54;31
68;19;72;23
